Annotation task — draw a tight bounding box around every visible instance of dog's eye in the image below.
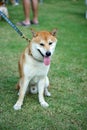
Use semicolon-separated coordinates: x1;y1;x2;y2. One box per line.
49;42;53;45
40;43;44;46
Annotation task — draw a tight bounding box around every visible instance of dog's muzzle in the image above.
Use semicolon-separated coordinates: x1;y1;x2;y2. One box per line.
37;49;44;57
37;49;51;57
37;49;51;65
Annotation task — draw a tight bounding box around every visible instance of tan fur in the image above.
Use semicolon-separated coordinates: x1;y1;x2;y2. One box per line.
14;29;57;110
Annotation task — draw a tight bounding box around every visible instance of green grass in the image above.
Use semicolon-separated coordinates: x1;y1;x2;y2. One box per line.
0;0;87;129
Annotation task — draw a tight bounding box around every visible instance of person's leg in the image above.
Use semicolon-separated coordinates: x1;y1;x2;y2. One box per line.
23;0;31;25
31;0;39;24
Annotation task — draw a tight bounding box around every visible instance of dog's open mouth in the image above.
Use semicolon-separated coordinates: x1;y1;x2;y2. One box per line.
37;49;50;66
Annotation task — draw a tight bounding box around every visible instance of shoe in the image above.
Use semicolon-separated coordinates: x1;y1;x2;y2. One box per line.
14;2;19;6
17;21;31;26
30;20;39;25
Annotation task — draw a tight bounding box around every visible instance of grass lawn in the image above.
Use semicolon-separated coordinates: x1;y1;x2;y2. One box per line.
0;0;87;129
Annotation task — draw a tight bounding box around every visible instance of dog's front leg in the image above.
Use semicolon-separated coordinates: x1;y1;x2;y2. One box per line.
38;78;49;108
44;76;51;97
13;77;30;110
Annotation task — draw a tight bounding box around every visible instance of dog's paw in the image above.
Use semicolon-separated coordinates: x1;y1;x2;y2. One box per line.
13;103;21;110
40;101;49;108
45;92;51;97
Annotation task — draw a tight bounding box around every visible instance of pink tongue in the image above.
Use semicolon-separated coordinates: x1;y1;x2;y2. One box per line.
44;56;50;66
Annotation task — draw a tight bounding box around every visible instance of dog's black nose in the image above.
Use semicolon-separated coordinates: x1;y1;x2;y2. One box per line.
46;51;51;56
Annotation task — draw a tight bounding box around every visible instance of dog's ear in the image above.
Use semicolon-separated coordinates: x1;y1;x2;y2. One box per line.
50;28;57;36
30;28;37;37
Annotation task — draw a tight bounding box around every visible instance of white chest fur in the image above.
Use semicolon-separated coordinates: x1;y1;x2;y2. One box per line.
24;54;50;83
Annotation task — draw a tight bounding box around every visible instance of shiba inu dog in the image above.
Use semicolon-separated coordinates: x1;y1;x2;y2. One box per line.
13;29;57;110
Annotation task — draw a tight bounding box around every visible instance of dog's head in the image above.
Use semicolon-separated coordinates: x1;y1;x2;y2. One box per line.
30;29;57;66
